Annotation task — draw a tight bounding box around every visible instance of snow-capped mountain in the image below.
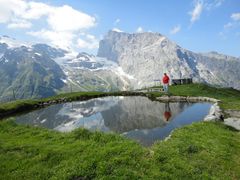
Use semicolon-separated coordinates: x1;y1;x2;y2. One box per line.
0;40;66;101
98;30;240;89
1;30;240;101
54;51;133;92
0;35;130;101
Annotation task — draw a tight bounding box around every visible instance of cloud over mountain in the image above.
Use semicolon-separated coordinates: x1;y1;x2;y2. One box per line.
0;0;97;50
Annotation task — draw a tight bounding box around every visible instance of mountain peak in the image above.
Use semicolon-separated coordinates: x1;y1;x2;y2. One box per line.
98;30;173;63
108;30;163;37
97;30;240;90
0;35;31;48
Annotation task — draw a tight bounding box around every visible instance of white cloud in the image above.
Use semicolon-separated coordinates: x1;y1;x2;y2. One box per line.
23;1;52;20
136;27;144;33
0;1;96;31
77;37;98;49
214;0;224;7
77;39;88;48
114;18;120;25
188;0;224;26
218;31;227;40
27;29;77;50
0;0;27;23
28;30;98;50
205;0;224;10
86;34;95;40
220;13;240;39
47;5;95;32
112;28;123;32
170;25;181;34
7;19;32;29
231;13;240;21
224;22;233;29
0;0;98;50
213;0;224;7
189;0;203;23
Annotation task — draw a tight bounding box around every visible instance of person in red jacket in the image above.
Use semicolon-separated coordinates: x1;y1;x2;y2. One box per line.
164;102;172;122
162;73;170;93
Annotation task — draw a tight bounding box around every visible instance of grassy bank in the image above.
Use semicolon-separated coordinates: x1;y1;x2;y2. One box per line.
0;119;239;179
150;83;240;110
0;83;240;179
0;91;145;118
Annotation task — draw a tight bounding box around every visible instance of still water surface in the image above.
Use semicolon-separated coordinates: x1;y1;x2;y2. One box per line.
16;96;212;146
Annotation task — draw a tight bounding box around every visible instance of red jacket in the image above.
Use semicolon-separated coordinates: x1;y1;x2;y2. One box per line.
162;75;170;84
164;111;171;121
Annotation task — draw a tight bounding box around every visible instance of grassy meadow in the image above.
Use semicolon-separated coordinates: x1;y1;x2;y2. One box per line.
0;84;240;179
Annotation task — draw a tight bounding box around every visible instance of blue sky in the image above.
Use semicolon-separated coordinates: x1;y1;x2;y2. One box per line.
0;0;240;56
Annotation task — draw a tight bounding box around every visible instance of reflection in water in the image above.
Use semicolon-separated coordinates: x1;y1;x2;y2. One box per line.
16;96;212;146
164;102;172;122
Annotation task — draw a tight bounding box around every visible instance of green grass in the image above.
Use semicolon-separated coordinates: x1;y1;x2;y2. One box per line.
151;122;240;179
149;83;240;110
1;83;240;179
0;119;239;179
0;119;148;179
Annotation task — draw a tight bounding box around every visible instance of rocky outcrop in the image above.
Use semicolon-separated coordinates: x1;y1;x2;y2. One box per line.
225;110;240;118
204;103;223;121
224;118;240;130
98;30;240;90
223;110;240;130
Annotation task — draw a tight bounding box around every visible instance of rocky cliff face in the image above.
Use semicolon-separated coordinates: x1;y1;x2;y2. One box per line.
98;31;240;89
197;52;240;89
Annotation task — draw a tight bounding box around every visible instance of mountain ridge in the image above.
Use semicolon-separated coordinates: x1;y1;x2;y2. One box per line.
0;31;240;101
97;30;240;89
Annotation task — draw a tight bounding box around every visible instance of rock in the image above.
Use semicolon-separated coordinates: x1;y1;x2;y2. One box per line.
172;96;187;101
157;96;219;104
97;30;240;90
156;96;170;101
225;110;240;118
43;102;49;106
186;97;199;102
204;115;217;121
208;104;216;115
204;102;224;122
156;96;187;102
224;118;240;130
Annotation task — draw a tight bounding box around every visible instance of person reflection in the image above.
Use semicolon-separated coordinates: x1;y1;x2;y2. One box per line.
164;102;172;122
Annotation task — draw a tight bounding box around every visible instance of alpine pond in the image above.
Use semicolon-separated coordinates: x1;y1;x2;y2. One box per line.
16;96;212;146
